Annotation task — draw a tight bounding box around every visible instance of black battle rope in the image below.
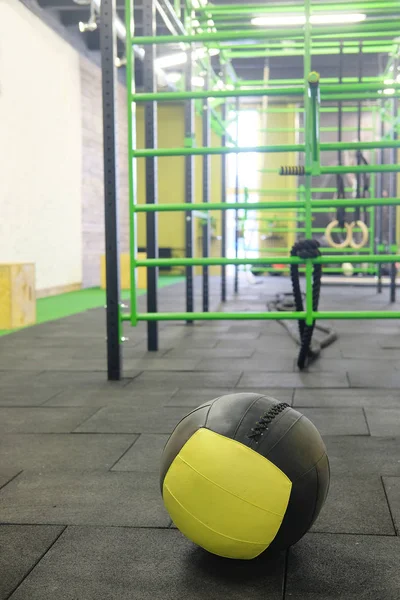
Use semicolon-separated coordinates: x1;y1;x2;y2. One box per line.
291;240;323;369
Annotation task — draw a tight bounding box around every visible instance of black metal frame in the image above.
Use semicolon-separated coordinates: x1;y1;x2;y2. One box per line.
185;45;194;322
234;96;240;294
100;0;121;380
220;66;227;302
143;0;159;349
389;81;398;303
202;68;211;312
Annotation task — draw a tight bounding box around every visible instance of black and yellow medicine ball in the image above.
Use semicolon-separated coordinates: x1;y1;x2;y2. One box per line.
160;393;330;560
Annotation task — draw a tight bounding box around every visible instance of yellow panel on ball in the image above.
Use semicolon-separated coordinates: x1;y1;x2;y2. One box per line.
162;428;292;560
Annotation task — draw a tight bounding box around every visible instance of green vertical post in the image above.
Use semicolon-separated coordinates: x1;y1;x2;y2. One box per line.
304;0;313;327
126;0;137;326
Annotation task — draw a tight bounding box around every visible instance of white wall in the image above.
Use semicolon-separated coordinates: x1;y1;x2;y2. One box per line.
0;0;82;292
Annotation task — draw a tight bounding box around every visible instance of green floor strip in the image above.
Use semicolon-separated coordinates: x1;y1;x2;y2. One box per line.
0;276;184;337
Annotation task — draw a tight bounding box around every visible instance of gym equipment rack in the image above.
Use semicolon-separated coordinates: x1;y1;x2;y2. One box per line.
100;0;400;379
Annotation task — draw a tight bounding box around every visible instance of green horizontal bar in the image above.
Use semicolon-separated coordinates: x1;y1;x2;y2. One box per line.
134;21;400;44
225;46;392;58
124;311;307;321
136;255;400;267
315;311;400;319
321;165;400;174
133;84;400;103
259;127;372;133
322;140;400;151
245;77;382;86
133;86;302;102
134;197;400;213
256;227;368;233
197;1;400;14
251;267;375;273
255;247;372;253
133;140;400;159
133;143;305;157
135;201;303;212
122;309;400;322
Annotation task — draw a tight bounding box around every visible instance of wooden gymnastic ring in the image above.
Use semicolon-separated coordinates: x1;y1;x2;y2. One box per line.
348;220;369;249
325;220;351;249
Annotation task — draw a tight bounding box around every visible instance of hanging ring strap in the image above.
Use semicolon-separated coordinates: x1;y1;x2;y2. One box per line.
325;220;352;248
336;174;346;228
348;220;369;249
290;239;322;370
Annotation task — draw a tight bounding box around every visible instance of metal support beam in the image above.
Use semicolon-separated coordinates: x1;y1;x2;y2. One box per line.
100;0;121;380
202;67;211;312
389;89;398;303
234;96;240;294
221;66;227;302
143;0;159;350
377;100;384;294
185;45;194;322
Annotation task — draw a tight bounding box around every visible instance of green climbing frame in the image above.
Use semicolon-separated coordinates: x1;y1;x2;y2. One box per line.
125;0;400;330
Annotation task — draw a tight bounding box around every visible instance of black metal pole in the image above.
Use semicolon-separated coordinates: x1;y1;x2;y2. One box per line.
389;85;398;303
377;100;384;293
202;67;210;312
100;0;121;380
234;96;240;294
355;42;362;223
185;45;194;322
143;0;159;349
220;66;227;303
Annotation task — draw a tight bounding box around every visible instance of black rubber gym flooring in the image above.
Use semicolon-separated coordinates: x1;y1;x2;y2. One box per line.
0;276;399;599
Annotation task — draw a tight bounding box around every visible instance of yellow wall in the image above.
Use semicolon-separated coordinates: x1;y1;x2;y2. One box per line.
136;104;222;269
258;105;297;256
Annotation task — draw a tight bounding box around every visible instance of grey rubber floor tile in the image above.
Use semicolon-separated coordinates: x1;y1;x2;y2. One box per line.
324;436;400;476
112;434;169;472
0;469;20;490
8;527;285;600
294;388;400;408
382;477;400;534
125;358;200;371
0;434;136;470
166;387;293;407
286;533;400;599
348;370;400;388
0;472;170;527
341;347;400;359
133;370;242;388
299;407;369;436
45;387;177;407
196;357;295;372
74;407;188;434
217;338;296;351
237;371;350;388
305;358;399;373
135;338;217;350
0;408;98;433
312;476;395;535
165;388;234;407
0;371;42;387
214;331;261;340
165;347;255;358
364;408;400;436
34;371;136;387
0;525;64;600
0;385;65;407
